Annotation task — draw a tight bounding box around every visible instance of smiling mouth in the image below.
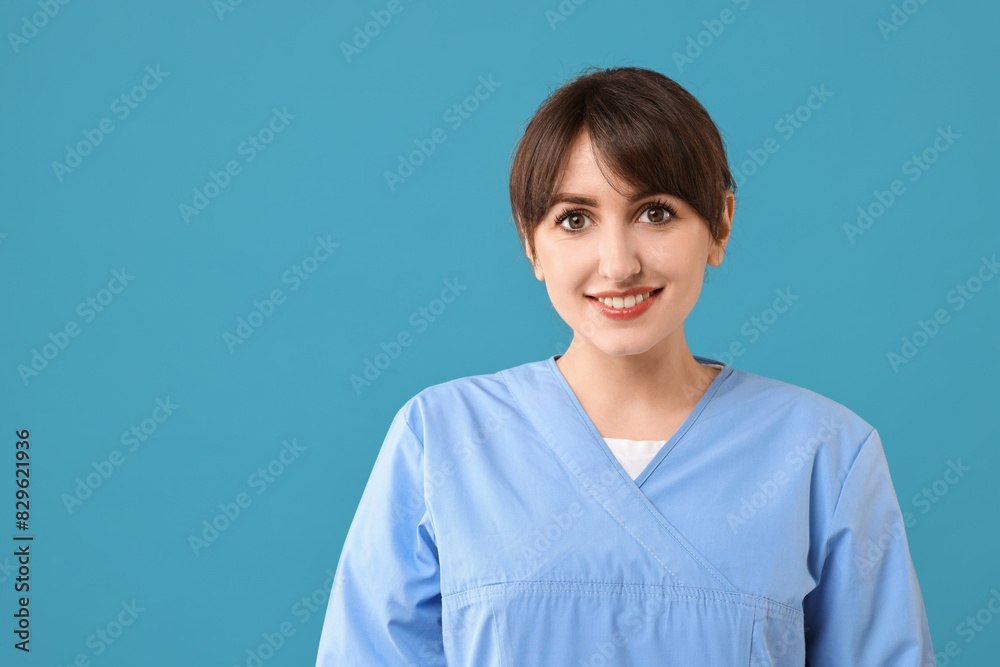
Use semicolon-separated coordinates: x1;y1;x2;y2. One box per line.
586;288;663;309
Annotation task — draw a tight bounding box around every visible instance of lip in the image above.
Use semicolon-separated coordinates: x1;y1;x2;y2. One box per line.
586;287;662;321
587;286;660;298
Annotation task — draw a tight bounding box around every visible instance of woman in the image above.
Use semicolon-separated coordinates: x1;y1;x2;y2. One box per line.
316;66;933;665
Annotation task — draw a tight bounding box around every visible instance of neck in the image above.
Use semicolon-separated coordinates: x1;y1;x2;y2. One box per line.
555;331;716;414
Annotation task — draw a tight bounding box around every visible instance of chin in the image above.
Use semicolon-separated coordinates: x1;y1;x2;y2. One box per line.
586;335;662;359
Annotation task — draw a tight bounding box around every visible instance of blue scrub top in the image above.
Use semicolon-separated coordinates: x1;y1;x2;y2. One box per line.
316;355;934;665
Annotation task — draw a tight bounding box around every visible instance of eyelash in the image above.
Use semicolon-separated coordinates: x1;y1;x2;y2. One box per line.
553;199;679;234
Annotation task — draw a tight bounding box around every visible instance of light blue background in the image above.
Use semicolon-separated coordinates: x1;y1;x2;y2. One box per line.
1;1;997;665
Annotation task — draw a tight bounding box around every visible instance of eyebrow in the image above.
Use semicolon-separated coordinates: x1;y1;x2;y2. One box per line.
549;189;665;208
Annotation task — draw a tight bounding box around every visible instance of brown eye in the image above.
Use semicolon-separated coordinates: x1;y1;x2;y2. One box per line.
556;210;592;232
640;202;677;225
646;207;667;223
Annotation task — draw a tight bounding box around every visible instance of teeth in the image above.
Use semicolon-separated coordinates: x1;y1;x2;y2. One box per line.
597;291;653;308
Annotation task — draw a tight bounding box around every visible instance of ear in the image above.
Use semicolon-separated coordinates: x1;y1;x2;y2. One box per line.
524;239;544;281
707;190;735;267
528;250;544;281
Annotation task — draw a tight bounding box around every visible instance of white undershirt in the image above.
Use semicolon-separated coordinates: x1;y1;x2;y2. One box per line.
602;364;723;480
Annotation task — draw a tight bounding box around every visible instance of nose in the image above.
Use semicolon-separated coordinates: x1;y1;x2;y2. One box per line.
598;222;641;283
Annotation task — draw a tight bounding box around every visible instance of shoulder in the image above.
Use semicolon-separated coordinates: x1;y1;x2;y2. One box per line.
720;366;878;474
395;359;540;441
724;366;875;431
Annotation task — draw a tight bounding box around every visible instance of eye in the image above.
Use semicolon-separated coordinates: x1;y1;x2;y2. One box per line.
555;209;592;233
639;201;678;225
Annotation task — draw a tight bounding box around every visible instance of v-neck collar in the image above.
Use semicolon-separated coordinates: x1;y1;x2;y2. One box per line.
501;354;739;591
543;353;734;488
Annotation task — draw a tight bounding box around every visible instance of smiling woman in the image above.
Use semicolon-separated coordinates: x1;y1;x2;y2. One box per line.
315;66;934;666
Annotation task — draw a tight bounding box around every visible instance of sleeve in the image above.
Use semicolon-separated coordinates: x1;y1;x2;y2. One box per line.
315;404;446;667
802;429;934;665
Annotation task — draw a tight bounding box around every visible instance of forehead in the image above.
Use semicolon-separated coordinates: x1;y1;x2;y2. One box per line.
559;130;598;177
555;130;631;193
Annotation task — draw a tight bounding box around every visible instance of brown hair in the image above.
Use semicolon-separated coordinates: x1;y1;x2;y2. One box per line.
508;66;737;264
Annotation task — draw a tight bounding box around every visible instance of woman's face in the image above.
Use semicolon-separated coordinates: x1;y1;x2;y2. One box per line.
527;129;733;359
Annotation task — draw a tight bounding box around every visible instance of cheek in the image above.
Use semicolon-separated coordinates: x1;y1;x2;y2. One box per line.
644;250;698;281
544;248;588;289
646;236;709;279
